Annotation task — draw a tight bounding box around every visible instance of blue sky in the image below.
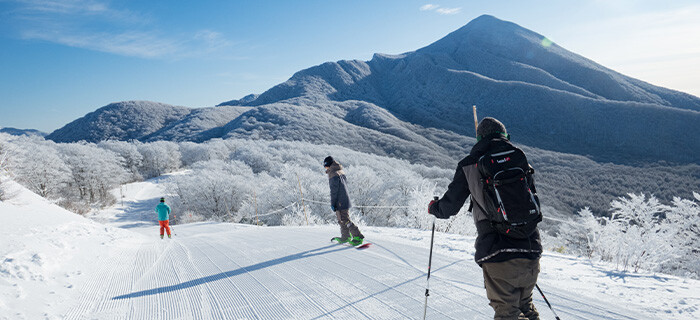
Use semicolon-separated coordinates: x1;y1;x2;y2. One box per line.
1;0;699;132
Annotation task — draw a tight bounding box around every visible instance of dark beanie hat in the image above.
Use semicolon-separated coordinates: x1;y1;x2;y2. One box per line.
160;197;165;202
476;117;507;140
323;156;334;167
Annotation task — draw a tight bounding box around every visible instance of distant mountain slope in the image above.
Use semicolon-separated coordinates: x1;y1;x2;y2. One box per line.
142;105;252;142
217;94;260;106
45;15;700;165
0;127;46;137
46;101;192;143
218;100;448;164
238;15;700;164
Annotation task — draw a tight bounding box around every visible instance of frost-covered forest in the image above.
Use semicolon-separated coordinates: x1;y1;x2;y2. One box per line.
0;132;698;278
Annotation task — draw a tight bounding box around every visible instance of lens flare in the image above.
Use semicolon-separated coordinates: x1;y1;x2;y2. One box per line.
541;37;553;48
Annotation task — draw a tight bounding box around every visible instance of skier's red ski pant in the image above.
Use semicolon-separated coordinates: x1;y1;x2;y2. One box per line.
159;220;171;236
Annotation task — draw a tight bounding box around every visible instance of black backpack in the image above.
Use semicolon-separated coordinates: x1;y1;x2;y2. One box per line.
475;144;542;239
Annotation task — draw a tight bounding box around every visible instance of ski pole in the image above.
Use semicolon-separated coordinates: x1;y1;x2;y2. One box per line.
535;284;561;320
423;196;438;320
473;105;478;135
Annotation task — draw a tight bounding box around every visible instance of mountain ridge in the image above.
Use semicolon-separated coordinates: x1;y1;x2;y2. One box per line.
45;15;700;165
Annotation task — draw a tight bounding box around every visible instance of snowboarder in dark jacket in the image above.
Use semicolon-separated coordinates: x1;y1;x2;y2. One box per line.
428;118;542;320
324;156;364;246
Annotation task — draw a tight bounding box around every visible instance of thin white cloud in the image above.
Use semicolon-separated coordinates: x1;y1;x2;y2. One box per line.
419;3;461;15
20;29;180;58
4;0;232;59
435;7;462;15
13;0;109;14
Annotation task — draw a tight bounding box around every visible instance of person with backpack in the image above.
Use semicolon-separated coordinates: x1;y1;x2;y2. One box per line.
324;156;365;246
428;117;542;320
155;197;172;239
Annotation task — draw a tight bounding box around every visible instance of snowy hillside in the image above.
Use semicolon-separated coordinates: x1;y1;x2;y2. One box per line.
141;105;252;142
46;101;192;143
1;177;698;319
45;15;700;165
241;15;700;164
0;181;139;319
0;127;46;137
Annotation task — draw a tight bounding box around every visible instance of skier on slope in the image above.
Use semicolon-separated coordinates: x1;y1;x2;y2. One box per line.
428;118;542;320
325;156;365;246
155;197;172;239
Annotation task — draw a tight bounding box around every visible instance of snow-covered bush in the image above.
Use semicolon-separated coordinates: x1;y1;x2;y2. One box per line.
57;143;130;209
662;193;700;277
179;140;230;167
281;204;326;226
561;193;699;278
0;135;129;210
12;139;71;198
163;139;454;229
136;141;181;178
98;140;144;181
169;160;255;221
0;135;11;201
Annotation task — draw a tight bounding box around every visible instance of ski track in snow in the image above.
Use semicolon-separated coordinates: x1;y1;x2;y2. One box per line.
61;178;658;319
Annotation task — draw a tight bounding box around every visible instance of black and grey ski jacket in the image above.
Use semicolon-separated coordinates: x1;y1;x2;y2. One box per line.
327;162;352;211
429;137;542;265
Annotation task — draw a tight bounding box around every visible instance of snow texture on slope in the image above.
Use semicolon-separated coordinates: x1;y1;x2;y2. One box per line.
236;15;700;164
3;174;699;319
46;101;192;143
217;94;260;106
142;105;252;142
44;15;700;165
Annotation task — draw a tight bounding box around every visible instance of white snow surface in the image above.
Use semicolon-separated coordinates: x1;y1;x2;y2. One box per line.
1;177;698;319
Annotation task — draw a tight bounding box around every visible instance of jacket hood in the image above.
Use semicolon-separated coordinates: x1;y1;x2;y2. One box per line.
470;137;510;158
326;162;344;178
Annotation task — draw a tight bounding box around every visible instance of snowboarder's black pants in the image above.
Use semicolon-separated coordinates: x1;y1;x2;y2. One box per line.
482;258;540;320
335;209;363;239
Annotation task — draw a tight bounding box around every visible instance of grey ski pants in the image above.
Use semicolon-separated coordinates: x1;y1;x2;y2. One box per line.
335;209;363;239
482;258;540;320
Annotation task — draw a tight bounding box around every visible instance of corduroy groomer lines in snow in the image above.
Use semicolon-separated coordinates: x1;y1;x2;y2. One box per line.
4;175;693;319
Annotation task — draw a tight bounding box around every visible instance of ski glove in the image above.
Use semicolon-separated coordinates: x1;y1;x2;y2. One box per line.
428;199;437;215
331;205;336;212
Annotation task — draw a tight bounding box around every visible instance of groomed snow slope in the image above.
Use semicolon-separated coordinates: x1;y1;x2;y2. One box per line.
0;181;140;319
2;177;698;319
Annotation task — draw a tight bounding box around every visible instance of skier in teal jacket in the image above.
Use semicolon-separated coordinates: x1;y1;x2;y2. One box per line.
155;197;172;239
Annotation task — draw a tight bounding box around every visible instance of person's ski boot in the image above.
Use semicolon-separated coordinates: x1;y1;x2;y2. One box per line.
331;236;351;244
168;234;172;239
349;236;364;246
160;234;164;239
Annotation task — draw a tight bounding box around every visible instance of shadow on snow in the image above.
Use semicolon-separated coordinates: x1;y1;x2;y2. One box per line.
112;244;351;300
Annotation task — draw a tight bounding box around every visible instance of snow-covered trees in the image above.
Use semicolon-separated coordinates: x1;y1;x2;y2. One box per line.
1;133;698;279
0;134;11;201
169;160;254;221
98;140;144;181
12;139;71;198
136;141;181;178
561;193;700;278
179;139;234;167
57;143;130;209
663;193;700;277
0;136;185;211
